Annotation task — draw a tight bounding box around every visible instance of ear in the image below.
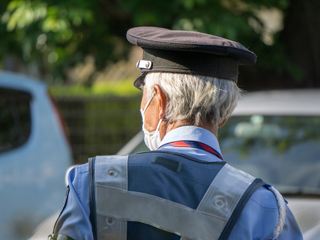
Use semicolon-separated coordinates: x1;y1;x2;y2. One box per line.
218;117;229;128
153;84;167;119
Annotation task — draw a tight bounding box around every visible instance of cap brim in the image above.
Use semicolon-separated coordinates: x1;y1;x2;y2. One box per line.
133;72;147;89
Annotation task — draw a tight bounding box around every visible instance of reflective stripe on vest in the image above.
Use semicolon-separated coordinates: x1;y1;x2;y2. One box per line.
94;155;128;240
92;155;256;240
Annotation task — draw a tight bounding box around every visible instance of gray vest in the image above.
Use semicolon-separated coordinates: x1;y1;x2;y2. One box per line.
88;152;283;240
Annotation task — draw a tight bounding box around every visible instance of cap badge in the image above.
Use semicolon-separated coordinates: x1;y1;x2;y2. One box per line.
136;60;152;69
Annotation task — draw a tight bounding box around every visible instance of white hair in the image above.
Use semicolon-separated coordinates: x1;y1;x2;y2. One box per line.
144;72;242;126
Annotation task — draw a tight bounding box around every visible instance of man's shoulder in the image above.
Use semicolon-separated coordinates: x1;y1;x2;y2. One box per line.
69;163;89;177
249;186;279;209
76;163;89;173
67;163;89;188
227;164;280;210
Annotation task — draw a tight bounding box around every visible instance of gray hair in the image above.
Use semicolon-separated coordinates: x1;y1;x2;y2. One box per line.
144;72;242;126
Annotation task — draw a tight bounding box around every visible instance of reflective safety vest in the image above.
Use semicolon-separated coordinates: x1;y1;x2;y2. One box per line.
88;151;285;240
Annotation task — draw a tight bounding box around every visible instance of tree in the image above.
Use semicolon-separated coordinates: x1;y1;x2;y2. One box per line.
0;0;126;82
0;0;319;89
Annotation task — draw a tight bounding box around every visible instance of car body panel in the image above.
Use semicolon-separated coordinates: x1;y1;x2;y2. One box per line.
233;90;320;116
0;72;72;240
286;198;320;234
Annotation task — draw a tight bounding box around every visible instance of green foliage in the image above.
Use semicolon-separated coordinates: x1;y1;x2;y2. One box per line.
0;0;299;83
0;0;121;81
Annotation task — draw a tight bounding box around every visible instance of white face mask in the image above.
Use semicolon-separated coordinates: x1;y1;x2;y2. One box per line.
140;93;163;151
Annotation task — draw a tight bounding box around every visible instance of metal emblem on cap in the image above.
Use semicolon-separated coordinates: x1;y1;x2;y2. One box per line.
136;60;152;70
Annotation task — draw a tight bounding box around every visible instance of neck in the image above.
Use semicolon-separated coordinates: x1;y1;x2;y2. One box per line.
160;120;218;139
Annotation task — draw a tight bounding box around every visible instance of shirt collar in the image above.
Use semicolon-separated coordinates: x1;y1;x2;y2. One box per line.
159;126;221;154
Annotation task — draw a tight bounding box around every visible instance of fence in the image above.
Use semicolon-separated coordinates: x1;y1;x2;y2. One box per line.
54;95;142;164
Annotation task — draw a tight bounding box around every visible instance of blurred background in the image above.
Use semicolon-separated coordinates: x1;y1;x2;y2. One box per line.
0;0;320;239
1;0;319;164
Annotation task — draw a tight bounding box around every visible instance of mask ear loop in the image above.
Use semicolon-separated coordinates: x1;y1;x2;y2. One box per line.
155;118;163;131
141;92;155;115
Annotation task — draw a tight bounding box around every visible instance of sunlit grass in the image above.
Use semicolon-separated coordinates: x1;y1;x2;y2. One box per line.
49;79;141;96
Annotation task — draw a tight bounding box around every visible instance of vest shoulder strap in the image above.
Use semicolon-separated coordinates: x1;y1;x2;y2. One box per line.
89;155;128;240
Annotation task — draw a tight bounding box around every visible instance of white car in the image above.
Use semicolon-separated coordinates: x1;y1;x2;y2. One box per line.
0;71;72;240
31;89;320;239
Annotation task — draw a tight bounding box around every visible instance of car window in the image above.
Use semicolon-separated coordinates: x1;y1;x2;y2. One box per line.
0;87;32;153
219;115;320;195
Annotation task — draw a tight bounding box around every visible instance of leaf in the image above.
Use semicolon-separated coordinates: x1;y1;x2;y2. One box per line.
1;12;10;24
42;17;57;32
7;0;21;12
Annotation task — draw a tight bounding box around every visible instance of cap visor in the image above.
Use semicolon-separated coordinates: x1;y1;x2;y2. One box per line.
133;72;147;89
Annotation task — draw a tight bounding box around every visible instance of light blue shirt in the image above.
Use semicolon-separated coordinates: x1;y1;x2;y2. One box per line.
54;126;303;240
